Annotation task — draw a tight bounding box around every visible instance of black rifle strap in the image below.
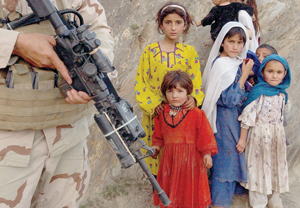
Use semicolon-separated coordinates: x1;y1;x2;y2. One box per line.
103;75;120;100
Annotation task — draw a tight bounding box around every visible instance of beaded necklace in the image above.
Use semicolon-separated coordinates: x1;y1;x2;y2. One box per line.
169;104;182;116
164;104;189;128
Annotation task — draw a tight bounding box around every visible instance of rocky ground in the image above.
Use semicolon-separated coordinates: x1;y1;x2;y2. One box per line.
80;0;300;207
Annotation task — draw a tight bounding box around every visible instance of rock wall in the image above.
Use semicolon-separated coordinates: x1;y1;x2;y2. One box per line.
82;0;300;207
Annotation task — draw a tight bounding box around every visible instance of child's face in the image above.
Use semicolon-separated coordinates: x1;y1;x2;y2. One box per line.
247;29;253;47
256;47;272;63
220;33;245;58
262;60;287;86
166;83;188;107
161;13;186;42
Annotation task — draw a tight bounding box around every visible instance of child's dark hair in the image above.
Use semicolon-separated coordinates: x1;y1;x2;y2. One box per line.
156;2;192;35
246;0;260;34
219;27;246;53
161;71;193;97
257;44;278;55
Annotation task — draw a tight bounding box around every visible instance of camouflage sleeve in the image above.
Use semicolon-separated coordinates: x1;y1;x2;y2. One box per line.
0;29;20;68
76;0;114;63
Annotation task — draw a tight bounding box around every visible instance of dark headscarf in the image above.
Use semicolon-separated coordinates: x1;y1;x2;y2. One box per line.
243;54;291;107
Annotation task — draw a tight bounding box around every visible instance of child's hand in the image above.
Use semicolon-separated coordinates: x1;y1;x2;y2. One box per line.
155;103;164;116
203;154;213;169
249;77;256;86
242;58;254;77
182;96;196;111
151;146;161;159
236;137;246;154
195;20;202;27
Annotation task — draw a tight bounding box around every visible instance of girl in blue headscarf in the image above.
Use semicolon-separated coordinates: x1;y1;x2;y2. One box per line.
238;54;291;208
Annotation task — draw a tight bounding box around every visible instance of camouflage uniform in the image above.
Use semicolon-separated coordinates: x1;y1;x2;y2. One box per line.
0;0;114;207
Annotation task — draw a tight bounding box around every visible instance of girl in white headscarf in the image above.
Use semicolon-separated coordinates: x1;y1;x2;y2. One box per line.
201;22;254;208
239;10;259;52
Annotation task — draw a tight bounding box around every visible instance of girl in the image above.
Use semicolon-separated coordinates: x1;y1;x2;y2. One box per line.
256;44;278;63
245;0;260;43
238;54;291;208
239;10;259;52
255;45;290;143
152;71;218;208
231;0;261;45
134;2;204;176
201;22;254;208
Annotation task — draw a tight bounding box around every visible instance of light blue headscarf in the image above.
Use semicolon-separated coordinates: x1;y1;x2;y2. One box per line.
243;54;291;107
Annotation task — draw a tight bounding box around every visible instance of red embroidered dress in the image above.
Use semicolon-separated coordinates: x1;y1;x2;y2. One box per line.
153;105;218;208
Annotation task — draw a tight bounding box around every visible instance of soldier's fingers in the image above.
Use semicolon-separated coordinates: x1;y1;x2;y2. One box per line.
43;34;57;46
78;91;92;101
66;89;89;104
50;54;72;84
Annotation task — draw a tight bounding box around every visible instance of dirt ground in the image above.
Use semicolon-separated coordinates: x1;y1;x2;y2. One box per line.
79;170;251;208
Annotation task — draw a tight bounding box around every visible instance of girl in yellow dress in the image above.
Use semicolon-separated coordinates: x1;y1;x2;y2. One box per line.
134;2;205;176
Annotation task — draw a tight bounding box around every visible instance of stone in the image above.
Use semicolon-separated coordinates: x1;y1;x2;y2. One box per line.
81;0;300;207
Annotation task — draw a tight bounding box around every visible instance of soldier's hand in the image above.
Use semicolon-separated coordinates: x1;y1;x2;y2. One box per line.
12;33;72;84
66;89;92;104
13;33;93;104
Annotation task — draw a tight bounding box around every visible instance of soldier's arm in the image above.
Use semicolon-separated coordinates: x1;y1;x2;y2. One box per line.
12;33;72;84
76;0;117;79
0;29;19;68
77;0;114;63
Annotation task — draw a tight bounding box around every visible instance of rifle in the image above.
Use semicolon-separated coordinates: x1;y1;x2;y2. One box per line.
11;0;170;206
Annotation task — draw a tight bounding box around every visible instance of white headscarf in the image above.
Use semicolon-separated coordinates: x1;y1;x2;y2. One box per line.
238;10;259;53
202;22;249;133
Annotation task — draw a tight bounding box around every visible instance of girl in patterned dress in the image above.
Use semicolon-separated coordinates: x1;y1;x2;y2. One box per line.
152;71;218;208
238;54;291;208
201;22;254;208
134;2;204;176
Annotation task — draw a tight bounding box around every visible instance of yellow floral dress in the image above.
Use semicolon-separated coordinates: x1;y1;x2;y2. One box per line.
134;42;205;175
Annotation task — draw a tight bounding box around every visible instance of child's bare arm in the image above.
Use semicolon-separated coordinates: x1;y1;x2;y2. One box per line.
195;20;202;27
203;153;213;169
236;127;248;154
152;146;161;151
155;103;164;116
182;96;196;110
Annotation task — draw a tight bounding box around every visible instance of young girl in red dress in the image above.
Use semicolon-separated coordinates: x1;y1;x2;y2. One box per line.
152;71;218;208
